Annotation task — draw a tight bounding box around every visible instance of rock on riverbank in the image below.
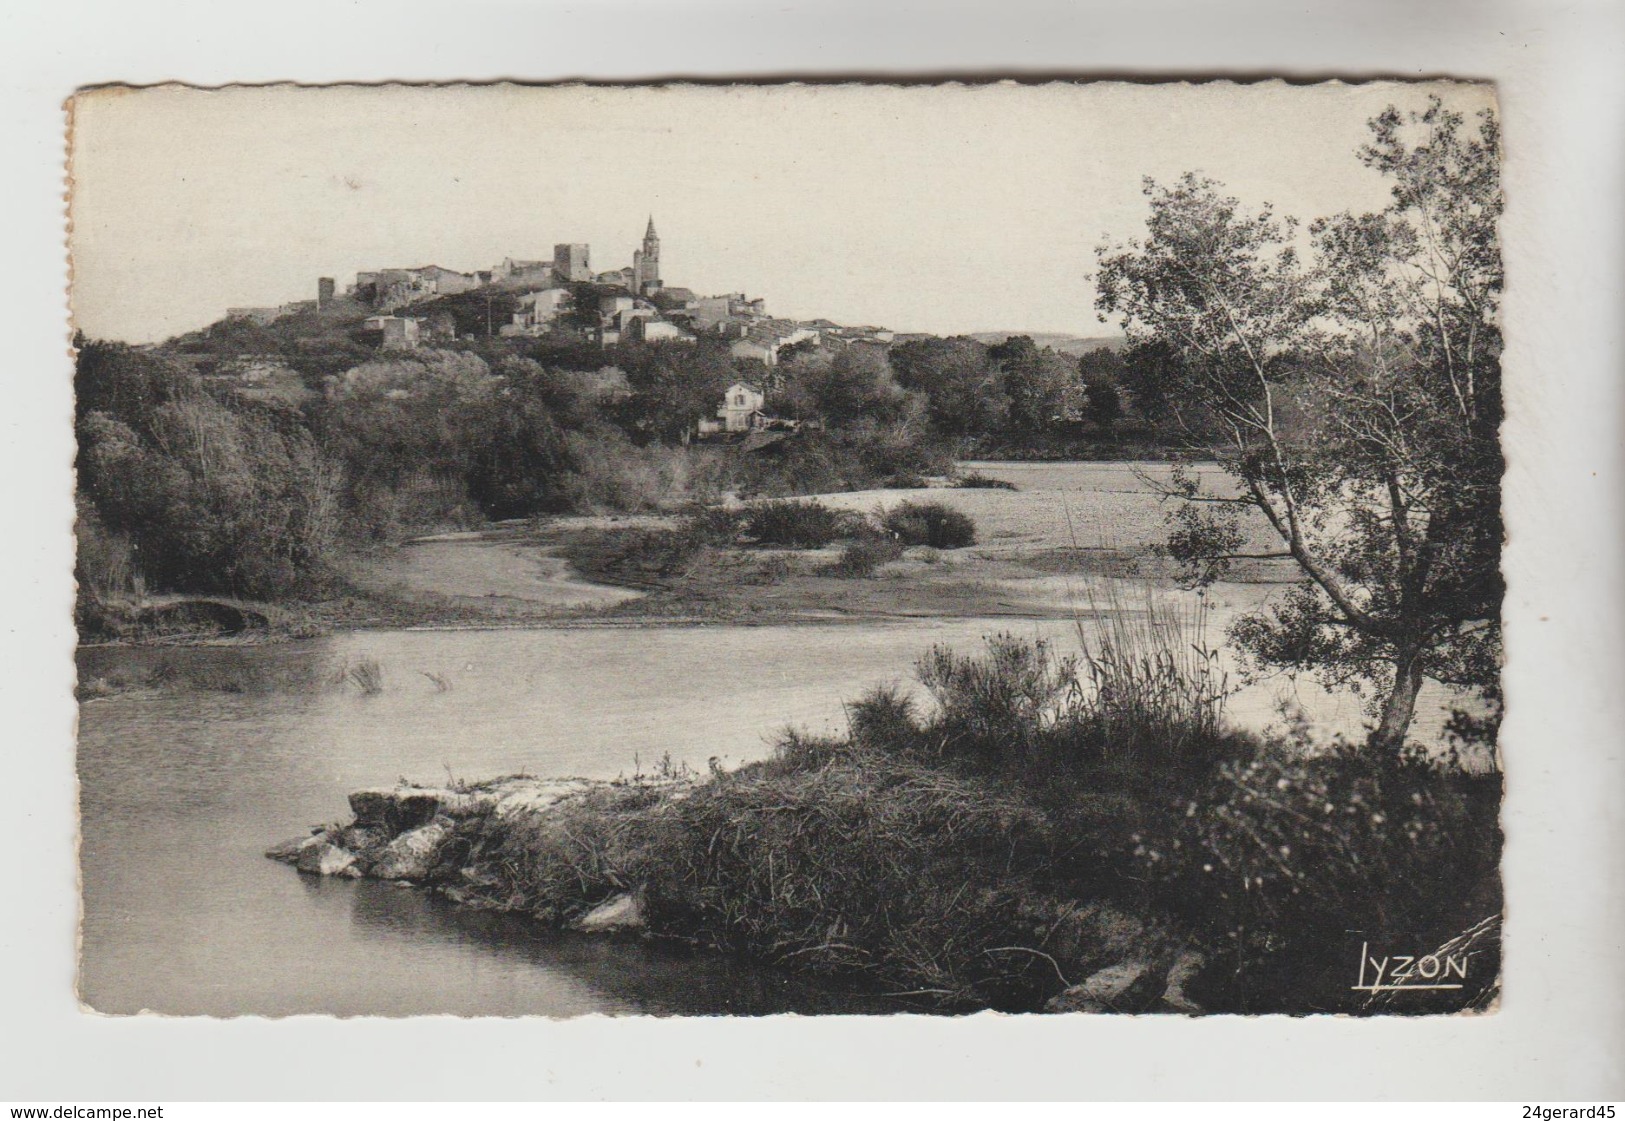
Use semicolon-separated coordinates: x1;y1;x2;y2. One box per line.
267;776;684;933
269;774;1210;1013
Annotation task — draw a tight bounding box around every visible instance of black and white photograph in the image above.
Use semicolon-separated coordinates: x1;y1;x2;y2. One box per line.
66;80;1509;1020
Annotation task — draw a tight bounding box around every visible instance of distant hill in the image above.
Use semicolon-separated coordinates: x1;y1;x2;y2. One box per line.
966;331;1125;356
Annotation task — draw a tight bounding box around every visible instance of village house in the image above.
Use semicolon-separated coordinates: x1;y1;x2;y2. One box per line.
695;381;801;438
599;293;637;317
698;382;769;435
597;305;657;347
354;269;431;310
729;321;819;366
500;288;571;336
820;324;896;354
377;316;422;351
352;265;481;309
491;258;557;289
413;266;482;296
690;292;767;332
627;317;694;344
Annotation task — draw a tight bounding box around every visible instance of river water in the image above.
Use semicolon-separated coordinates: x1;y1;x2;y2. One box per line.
77;612;1466;1017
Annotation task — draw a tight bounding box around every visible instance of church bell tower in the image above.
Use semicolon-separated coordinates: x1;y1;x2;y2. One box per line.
635;216;661;294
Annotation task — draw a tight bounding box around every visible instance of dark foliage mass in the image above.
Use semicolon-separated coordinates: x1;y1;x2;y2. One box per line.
796;633;1498;1011
76;343;340;600
742;499;860;548
881;501;977;549
70;329;955;609
818;537;905;578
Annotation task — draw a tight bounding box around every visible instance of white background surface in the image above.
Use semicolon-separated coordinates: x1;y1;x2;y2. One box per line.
2;0;1622;1101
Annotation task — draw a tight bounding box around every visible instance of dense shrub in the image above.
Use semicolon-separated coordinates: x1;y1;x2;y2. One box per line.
343;470;482;543
559;429;724;513
881;500;976;549
562;524;707;588
1130;748;1502;1011
817;537;904;578
851;624;1240;792
679;504;748;545
743;499;858;548
728;425;953;500
74;498;137;603
915;635;1079;770
77;394;341;598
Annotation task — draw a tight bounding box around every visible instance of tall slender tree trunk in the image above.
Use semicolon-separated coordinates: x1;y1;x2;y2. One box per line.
1371;643;1426;755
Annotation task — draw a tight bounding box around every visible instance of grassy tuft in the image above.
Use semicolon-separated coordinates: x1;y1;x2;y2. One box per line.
954;472;1019;491
348;657;384;696
1068;583;1233;775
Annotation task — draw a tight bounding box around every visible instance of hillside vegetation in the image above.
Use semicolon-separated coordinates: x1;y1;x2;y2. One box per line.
75;302;1172;630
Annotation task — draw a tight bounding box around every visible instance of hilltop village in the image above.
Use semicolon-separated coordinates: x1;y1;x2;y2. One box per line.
220;218;901;434
80;214;1144;625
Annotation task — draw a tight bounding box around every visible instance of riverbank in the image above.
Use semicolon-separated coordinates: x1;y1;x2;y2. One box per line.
271;768;1207;1014
79;462;1297;648
268;644;1503;1016
343;461;1294;630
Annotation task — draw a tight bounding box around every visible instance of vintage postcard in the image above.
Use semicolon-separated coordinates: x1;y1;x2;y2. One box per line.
68;80;1503;1018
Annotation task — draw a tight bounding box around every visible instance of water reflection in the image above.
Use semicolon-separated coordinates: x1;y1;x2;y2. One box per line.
341;877;899;1017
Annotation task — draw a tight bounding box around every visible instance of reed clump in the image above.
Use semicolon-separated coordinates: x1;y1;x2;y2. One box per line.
347;657;384;695
635;744;1070;1009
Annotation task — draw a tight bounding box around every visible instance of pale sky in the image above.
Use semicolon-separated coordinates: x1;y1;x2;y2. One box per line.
68;81;1495;343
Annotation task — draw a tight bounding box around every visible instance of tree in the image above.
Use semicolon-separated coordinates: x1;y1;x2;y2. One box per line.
611;339;737;444
1075;347;1125;430
990;335;1077;442
399;288;519;339
889;336;1008;438
563;282;611;334
79;390;339;597
776;345;915;427
468;384;572;519
1095;97;1503;754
